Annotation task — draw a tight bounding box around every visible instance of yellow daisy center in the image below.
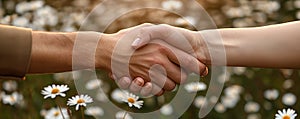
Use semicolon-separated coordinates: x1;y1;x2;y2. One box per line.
77;99;85;104
127;97;135;103
193;86;198;91
10;96;15;102
54;111;60;117
283;115;290;119
51;88;60;94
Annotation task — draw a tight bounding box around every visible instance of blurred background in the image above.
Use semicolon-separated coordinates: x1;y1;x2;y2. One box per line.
0;0;299;118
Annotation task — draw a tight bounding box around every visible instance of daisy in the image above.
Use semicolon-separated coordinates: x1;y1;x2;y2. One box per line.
214;103;226;113
244;101;260;113
175;17;197;26
85;79;102;90
12;16;29;27
41;84;69;99
121;91;143;109
224;85;243;97
2;80;17;92
84;106;104;116
264;89;279;100
115;111;133;119
2;92;23;106
282;93;297;106
221;96;239;109
275;108;297;119
96;91;109;102
67;94;93;110
232;67;246;75
283;80;293;89
160;104;173;115
44;107;69;119
184;82;207;93
111;89;125;103
193;96;206;108
161;0;183;10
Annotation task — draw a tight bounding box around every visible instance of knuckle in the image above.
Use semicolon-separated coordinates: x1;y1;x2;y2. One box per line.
187;56;195;63
158;24;171;32
182;56;194;67
140;27;147;33
150;55;164;65
157;45;168;53
139;28;151;39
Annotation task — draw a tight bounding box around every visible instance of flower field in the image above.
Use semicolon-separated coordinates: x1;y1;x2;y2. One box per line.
0;0;299;119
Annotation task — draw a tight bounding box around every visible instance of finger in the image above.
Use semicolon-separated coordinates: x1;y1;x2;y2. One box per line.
140;82;152;96
151;83;165;96
156;90;164;96
155;41;207;76
171;49;206;76
163;58;188;84
132;24;194;52
129;77;144;94
161;77;176;91
115;76;132;89
149;65;176;91
132;25;170;49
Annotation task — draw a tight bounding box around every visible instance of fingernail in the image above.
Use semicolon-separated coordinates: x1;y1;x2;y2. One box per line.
134;78;144;86
132;38;141;47
201;67;209;77
122;77;131;85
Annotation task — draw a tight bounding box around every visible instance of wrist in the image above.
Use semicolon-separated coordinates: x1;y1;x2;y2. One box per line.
193;31;211;65
95;33;117;71
199;29;240;66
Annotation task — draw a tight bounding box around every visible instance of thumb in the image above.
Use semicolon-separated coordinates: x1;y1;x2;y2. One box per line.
131;24;195;54
131;25;171;49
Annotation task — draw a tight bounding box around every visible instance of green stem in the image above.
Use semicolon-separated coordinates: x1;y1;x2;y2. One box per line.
81;106;85;119
55;99;65;119
122;111;128;119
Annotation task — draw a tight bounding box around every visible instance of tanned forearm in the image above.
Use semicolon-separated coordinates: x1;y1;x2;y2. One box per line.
28;31;76;73
28;31;114;74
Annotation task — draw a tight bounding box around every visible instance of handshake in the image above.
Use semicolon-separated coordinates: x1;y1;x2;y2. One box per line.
4;21;297;96
99;23;211;96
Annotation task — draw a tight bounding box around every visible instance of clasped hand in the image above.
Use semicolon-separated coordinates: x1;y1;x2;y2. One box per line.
100;24;209;96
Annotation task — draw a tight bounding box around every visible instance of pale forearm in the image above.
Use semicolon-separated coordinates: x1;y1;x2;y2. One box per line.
202;21;300;68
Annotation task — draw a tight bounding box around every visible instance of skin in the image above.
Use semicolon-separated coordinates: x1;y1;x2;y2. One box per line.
121;21;300;95
28;24;207;95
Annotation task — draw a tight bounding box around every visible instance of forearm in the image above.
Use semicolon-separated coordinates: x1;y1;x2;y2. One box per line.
29;31;113;74
29;31;76;73
201;21;300;68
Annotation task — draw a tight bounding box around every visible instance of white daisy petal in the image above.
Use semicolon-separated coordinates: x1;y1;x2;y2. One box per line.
184;82;207;93
44;107;69;119
275;108;297;119
41;84;69;99
121;91;144;109
60;93;66;97
67;94;93;111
